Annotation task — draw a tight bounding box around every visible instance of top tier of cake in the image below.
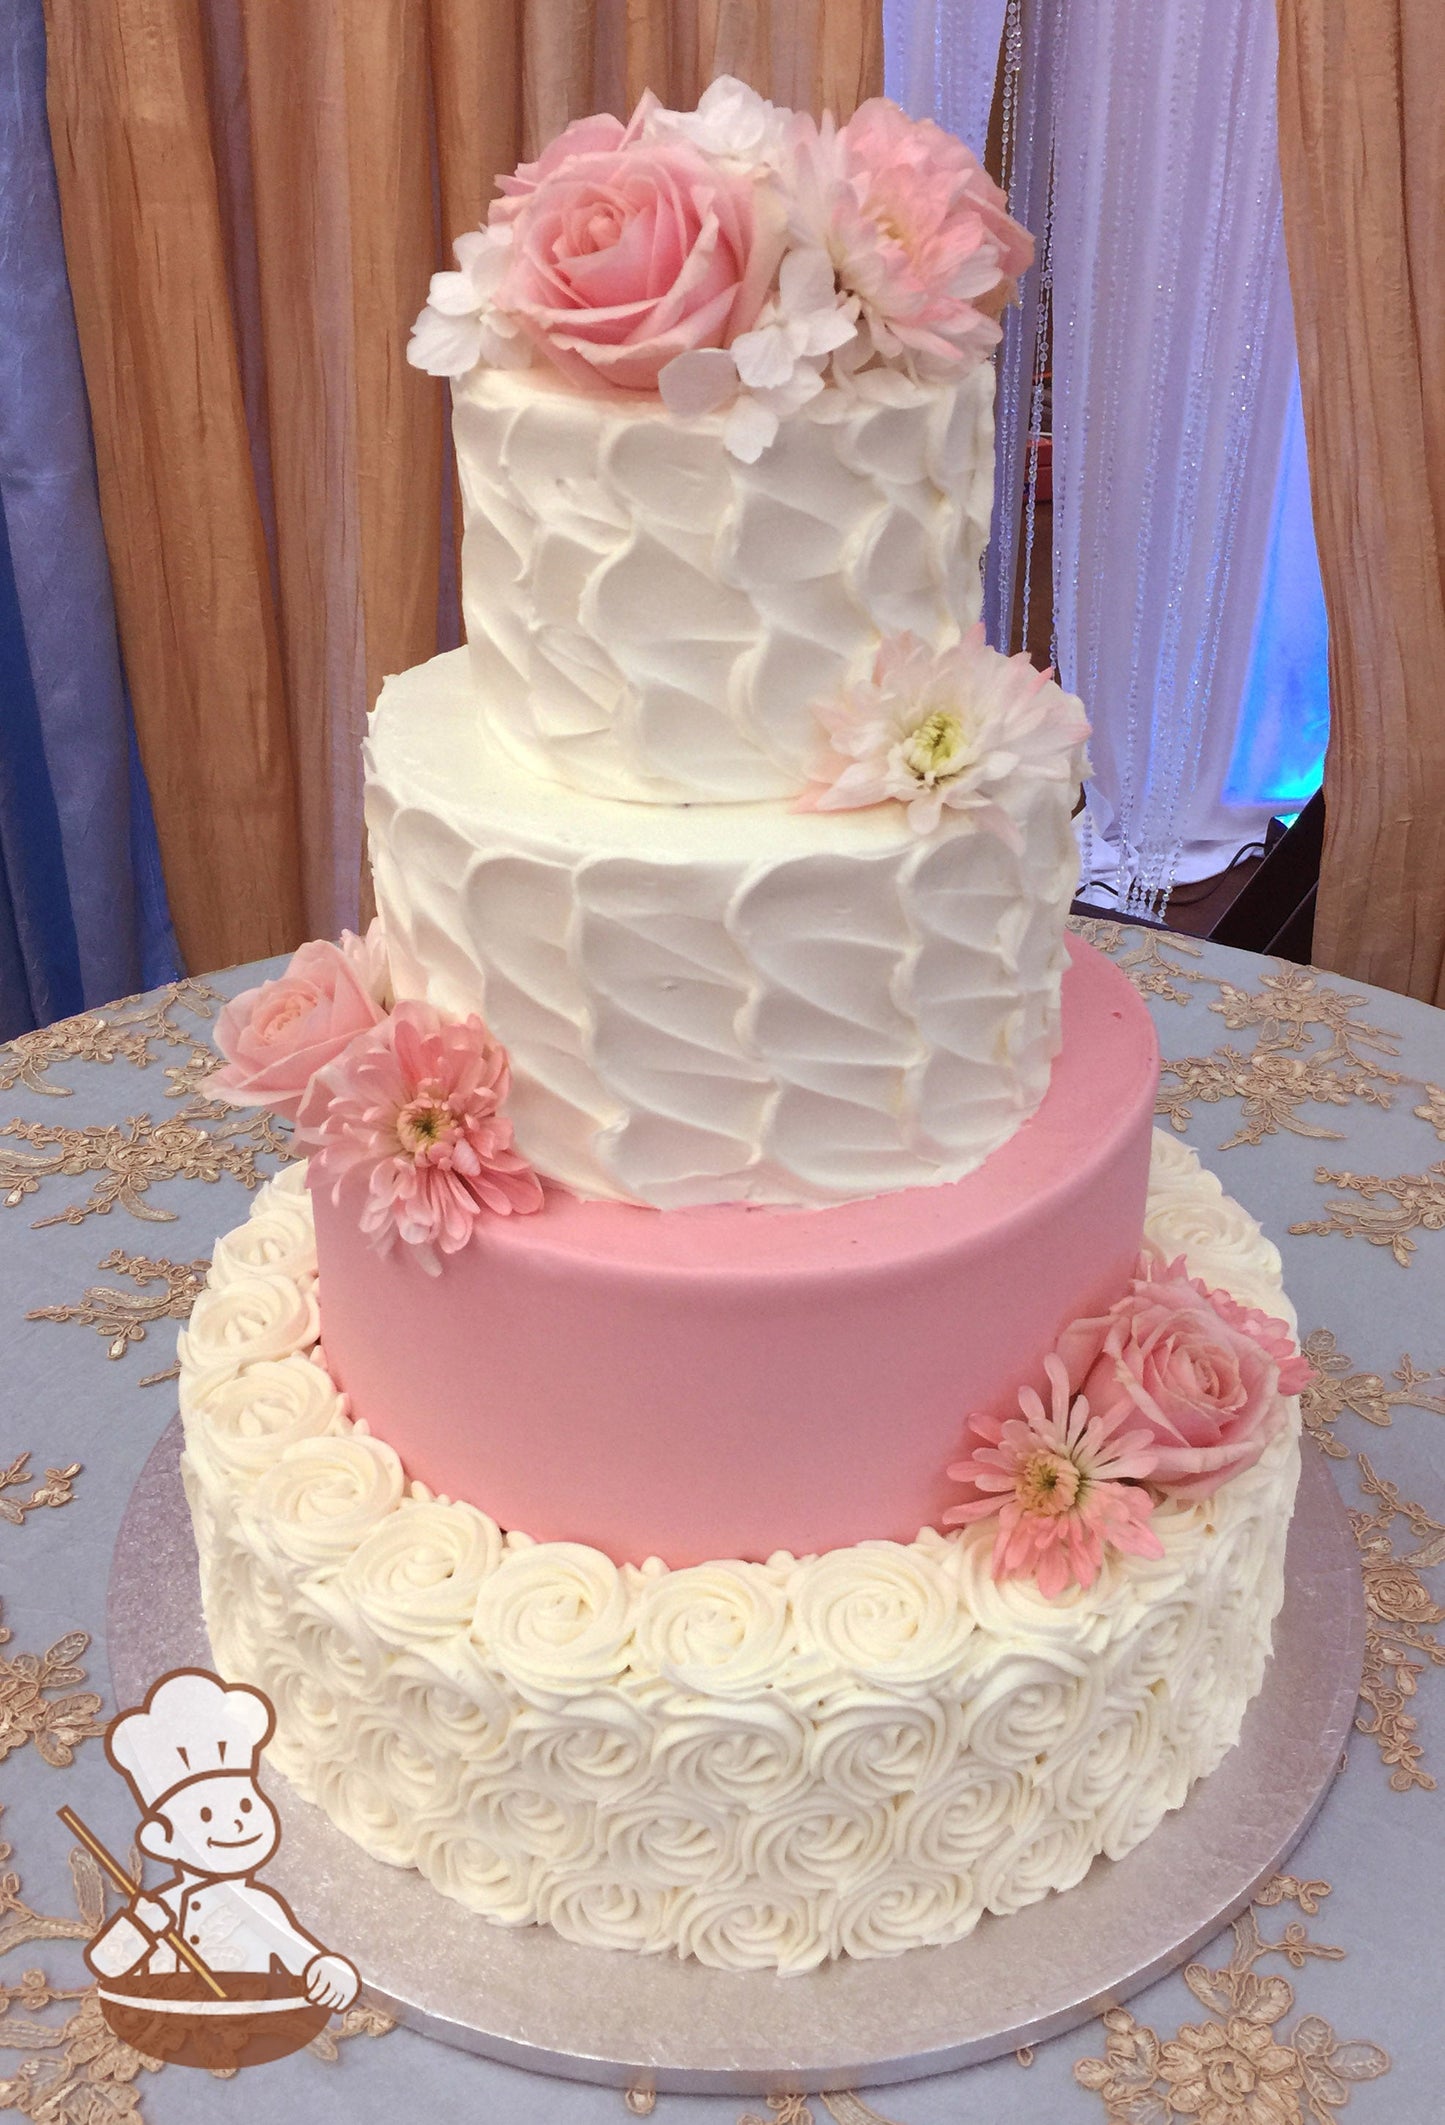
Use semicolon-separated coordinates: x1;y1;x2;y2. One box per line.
392;81;1084;1209
457;361;995;804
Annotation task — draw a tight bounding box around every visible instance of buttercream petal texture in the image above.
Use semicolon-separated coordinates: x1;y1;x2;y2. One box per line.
453;362;996;804
365;649;1079;1207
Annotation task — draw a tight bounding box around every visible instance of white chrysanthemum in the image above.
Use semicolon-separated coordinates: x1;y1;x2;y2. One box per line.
406;225;531;380
804;624;1091;840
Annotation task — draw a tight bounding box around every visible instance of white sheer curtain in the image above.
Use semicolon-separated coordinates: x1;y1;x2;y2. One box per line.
886;0;1300;913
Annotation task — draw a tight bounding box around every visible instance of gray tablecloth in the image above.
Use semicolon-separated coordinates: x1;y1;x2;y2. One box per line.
1;918;1440;2124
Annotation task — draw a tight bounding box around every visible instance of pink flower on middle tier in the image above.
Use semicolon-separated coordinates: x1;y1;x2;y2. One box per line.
945;1356;1164;1597
302;1000;543;1270
495;132;786;392
1056;1256;1309;1502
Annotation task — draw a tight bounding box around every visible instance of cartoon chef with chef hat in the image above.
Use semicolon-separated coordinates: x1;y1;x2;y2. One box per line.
84;1667;358;2009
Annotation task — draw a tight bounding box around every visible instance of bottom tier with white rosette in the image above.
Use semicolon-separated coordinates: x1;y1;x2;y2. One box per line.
177;1139;1301;1974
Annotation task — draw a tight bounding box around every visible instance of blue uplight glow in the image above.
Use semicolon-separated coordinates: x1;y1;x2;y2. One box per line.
1223;374;1330;812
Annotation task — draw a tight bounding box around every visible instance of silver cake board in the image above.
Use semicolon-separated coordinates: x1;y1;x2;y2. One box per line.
107;1418;1364;2098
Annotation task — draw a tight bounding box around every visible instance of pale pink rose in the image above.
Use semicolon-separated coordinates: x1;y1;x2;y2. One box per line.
496;132;787;392
302;1000;543;1270
338;917;393;1010
490;109;638;223
945;1355;1162;1598
794;99;1032;373
1056;1256;1303;1500
798;626;1090;842
209;938;388;1124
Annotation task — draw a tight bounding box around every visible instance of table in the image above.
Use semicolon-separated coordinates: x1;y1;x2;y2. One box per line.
1;918;1439;2125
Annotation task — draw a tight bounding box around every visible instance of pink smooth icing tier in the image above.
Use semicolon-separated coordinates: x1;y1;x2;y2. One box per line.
311;937;1159;1565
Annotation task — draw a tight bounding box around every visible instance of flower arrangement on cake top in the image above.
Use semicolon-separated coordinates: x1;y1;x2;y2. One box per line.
946;1253;1313;1595
407;76;1032;461
208;925;542;1272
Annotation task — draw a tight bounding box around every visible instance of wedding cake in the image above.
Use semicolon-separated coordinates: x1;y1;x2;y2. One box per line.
177;79;1306;1975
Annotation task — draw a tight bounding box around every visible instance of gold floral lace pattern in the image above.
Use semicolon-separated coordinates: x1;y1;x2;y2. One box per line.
0;981;225;1100
1349;1453;1445;1794
0;1455;81;1527
1299;1332;1445;1459
737;2096;905;2125
1290;1161;1445;1266
26;1250;209;1377
1073;1882;1389;2124
0;1603;104;1770
0;1111;288;1230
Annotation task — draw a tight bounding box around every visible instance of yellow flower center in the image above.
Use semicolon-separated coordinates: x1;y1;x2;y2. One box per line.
1017;1450;1081;1517
900;708;969;785
396;1095;453;1156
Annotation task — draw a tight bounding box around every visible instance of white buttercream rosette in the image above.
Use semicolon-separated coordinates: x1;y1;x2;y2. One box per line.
209;1181;318;1289
597;1792;741;1890
244;1432;405;1574
340;1496;503;1650
472;1542;634;1702
179;1269;320;1404
632;1559;792;1697
788;1541;973;1688
182;1352;347;1495
413;1817;536;1924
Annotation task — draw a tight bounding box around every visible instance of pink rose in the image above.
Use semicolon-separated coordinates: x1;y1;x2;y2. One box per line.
490;110;634;223
1056;1256;1299;1500
495;134;786;392
209;933;389;1124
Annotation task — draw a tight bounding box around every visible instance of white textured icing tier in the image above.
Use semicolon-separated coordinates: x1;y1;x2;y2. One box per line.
179;1141;1302;1974
365;649;1077;1209
455;362;995;803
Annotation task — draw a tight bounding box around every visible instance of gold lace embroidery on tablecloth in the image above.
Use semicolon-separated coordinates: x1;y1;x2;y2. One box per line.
26;1249;209;1378
0;981;225;1099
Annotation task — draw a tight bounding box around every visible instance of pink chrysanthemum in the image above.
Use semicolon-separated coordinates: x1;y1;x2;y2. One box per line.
791;99;1033;377
302;1000;543;1271
799;626;1090;841
944;1356;1163;1597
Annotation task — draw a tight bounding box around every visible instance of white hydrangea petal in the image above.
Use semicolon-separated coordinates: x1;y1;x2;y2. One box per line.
425;269;483;318
799;305;858;358
731;323;797;392
659;347;739;417
722;393;779;463
778;245;838;317
406;305;483;378
454;225;511;296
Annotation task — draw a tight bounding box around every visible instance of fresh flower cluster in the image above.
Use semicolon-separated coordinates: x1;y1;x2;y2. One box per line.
210;926;542;1270
800;625;1091;839
407;76;1032;462
946;1254;1312;1597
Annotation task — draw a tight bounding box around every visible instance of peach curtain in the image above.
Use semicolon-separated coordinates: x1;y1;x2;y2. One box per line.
1274;0;1445;1002
43;0;883;975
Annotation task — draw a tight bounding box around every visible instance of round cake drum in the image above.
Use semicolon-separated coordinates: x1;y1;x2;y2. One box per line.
109;1418;1363;2098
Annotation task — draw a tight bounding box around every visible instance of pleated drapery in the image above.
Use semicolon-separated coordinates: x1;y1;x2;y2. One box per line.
890;0;1300;914
1274;0;1445;1004
0;0;177;1035
42;1;883;974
